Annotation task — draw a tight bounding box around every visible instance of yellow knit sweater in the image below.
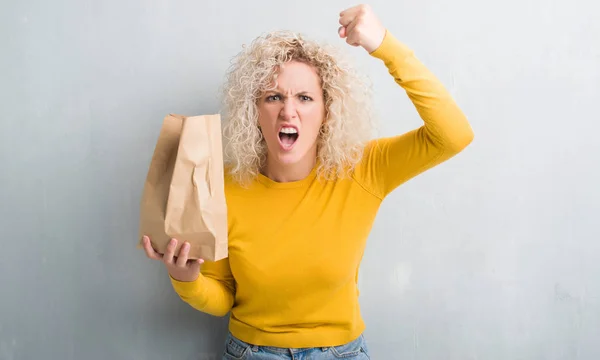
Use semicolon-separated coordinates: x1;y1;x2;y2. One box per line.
170;30;474;348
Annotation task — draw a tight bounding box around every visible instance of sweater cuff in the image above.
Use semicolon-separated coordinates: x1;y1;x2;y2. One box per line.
170;274;206;297
369;29;414;63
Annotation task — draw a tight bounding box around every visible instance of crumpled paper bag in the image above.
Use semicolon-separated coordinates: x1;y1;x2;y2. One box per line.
138;113;228;261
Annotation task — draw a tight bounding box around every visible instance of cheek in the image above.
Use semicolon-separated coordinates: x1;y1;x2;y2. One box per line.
300;106;325;137
258;107;279;130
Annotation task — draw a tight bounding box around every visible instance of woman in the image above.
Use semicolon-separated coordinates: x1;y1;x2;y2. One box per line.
143;4;474;359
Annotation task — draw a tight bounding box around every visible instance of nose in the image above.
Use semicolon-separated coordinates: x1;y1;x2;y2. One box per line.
280;98;297;121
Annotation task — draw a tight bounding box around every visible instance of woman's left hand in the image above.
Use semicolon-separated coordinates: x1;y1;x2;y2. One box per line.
338;4;386;53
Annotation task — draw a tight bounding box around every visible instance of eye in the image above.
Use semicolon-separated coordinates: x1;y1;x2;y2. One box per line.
266;95;281;102
299;95;313;102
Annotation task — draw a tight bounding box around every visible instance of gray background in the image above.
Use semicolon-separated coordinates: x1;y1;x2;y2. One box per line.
1;0;599;359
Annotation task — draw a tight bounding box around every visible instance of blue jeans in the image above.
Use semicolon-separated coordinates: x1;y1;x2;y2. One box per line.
222;332;371;359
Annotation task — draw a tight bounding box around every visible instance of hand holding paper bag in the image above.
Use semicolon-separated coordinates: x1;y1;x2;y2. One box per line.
138;114;228;262
142;236;203;282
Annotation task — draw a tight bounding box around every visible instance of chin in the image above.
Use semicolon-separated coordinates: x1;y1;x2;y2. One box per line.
275;150;306;165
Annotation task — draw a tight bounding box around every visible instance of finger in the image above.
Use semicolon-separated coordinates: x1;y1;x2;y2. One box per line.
339;12;356;27
338;25;346;38
142;236;163;260
339;5;361;21
163;238;177;264
339;16;353;27
176;242;190;267
339;5;361;27
192;258;205;272
190;258;205;271
345;20;361;46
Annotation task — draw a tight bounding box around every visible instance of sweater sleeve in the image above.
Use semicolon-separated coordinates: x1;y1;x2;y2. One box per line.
169;257;235;317
352;30;474;199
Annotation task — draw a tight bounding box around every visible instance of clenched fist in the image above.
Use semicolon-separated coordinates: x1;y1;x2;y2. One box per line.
338;4;386;53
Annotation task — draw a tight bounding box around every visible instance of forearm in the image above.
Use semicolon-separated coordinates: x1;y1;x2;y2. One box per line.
370;30;474;153
170;274;234;317
352;30;474;197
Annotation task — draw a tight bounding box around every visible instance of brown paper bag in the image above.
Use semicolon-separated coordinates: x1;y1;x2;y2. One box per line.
138;113;228;261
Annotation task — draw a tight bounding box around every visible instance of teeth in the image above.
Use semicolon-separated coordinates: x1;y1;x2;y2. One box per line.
280;127;297;134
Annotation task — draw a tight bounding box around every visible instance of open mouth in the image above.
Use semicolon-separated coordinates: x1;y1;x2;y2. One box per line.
278;126;299;150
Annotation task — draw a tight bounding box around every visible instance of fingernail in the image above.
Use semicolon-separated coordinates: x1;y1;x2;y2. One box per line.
183;242;190;250
198;259;205;264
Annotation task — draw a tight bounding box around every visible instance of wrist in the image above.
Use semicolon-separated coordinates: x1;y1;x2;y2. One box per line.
364;27;387;53
169;271;200;283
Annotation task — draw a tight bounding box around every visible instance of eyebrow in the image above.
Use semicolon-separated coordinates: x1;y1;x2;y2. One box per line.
265;90;314;96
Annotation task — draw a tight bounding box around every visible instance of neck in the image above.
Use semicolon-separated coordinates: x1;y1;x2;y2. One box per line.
263;152;317;183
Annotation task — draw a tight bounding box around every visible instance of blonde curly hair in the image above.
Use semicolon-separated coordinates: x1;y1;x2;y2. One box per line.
221;30;376;185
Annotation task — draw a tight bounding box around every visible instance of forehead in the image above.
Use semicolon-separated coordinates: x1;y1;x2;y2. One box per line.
271;60;322;91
